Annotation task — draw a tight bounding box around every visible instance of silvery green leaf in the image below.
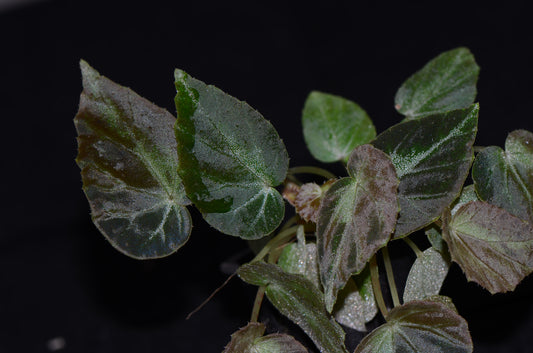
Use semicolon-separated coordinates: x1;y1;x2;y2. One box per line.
333;267;377;332
451;184;479;216
403;248;451;303
74;61;191;259
278;226;320;287
395;47;479;120
174;70;288;239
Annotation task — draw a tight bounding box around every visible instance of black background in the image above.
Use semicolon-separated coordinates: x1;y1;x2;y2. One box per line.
1;0;533;352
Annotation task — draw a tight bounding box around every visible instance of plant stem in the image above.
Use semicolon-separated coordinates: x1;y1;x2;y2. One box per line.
289;166;336;180
369;255;388;320
186;272;236;320
252;225;299;263
403;237;423;258
250;286;266;322
382;247;400;308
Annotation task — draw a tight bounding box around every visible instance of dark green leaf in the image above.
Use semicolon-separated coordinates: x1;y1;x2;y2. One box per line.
238;262;348;353
425;225;447;253
317;144;398;312
403;248;450;303
174;70;288;239
372;105;478;238
354;299;473;353
395;47;479;120
302;91;376;163
444;201;533;293
472;130;533;224
223;322;308;353
74;60;191;259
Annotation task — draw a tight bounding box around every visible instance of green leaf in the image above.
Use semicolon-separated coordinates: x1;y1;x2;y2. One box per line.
174;69;289;239
302;91;376;163
238;262;348;353
403;248;450;303
74;60;191;259
472;130;533;224
354;299;473;353
317;144;398;312
333;267;377;332
222;322;308;353
395;47;479;120
425;225;447;254
444;201;533;293
372;104;478;238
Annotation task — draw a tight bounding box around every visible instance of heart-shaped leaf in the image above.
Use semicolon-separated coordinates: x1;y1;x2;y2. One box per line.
333;267;377;332
403;248;451;303
472;130;533;224
395;47;479;120
372;104;478;238
443;201;533;293
302;91;376;163
223;322;308;353
317;144;398;312
354;299;473;353
74;61;192;259
238;262;348;353
174;70;289;239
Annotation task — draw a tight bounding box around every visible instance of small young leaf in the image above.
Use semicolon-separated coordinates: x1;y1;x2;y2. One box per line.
403;248;451;303
238;262;348;353
223;322;308;353
472;130;533;224
174;70;289;239
372;104;478;238
425;225;447;254
354;299;473;353
278;227;320;287
333;267;377;332
302;91;376;163
444;201;533;293
74;61;192;259
395;47;479;120
317;144;398;312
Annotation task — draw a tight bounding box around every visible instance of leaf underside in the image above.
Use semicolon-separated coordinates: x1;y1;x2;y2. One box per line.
223;322;308;353
473;130;533;224
318;144;398;312
74;60;191;259
302;91;376;163
372;104;478;238
354;299;473;353
444;201;533;293
395;47;479;120
238;262;348;353
174;70;289;239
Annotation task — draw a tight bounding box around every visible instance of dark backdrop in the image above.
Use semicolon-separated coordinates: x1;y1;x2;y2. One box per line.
1;1;533;352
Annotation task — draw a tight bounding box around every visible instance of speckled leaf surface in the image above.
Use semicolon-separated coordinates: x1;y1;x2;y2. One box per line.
278;226;320;286
403;248;450;303
74;61;191;259
372;105;478;238
174;70;288;239
223;322;308;353
444;201;533;293
472;130;533;224
395;47;479;120
317;145;398;312
238;262;348;353
354;300;473;353
302;91;376;163
451;184;479;216
333;267;377;332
